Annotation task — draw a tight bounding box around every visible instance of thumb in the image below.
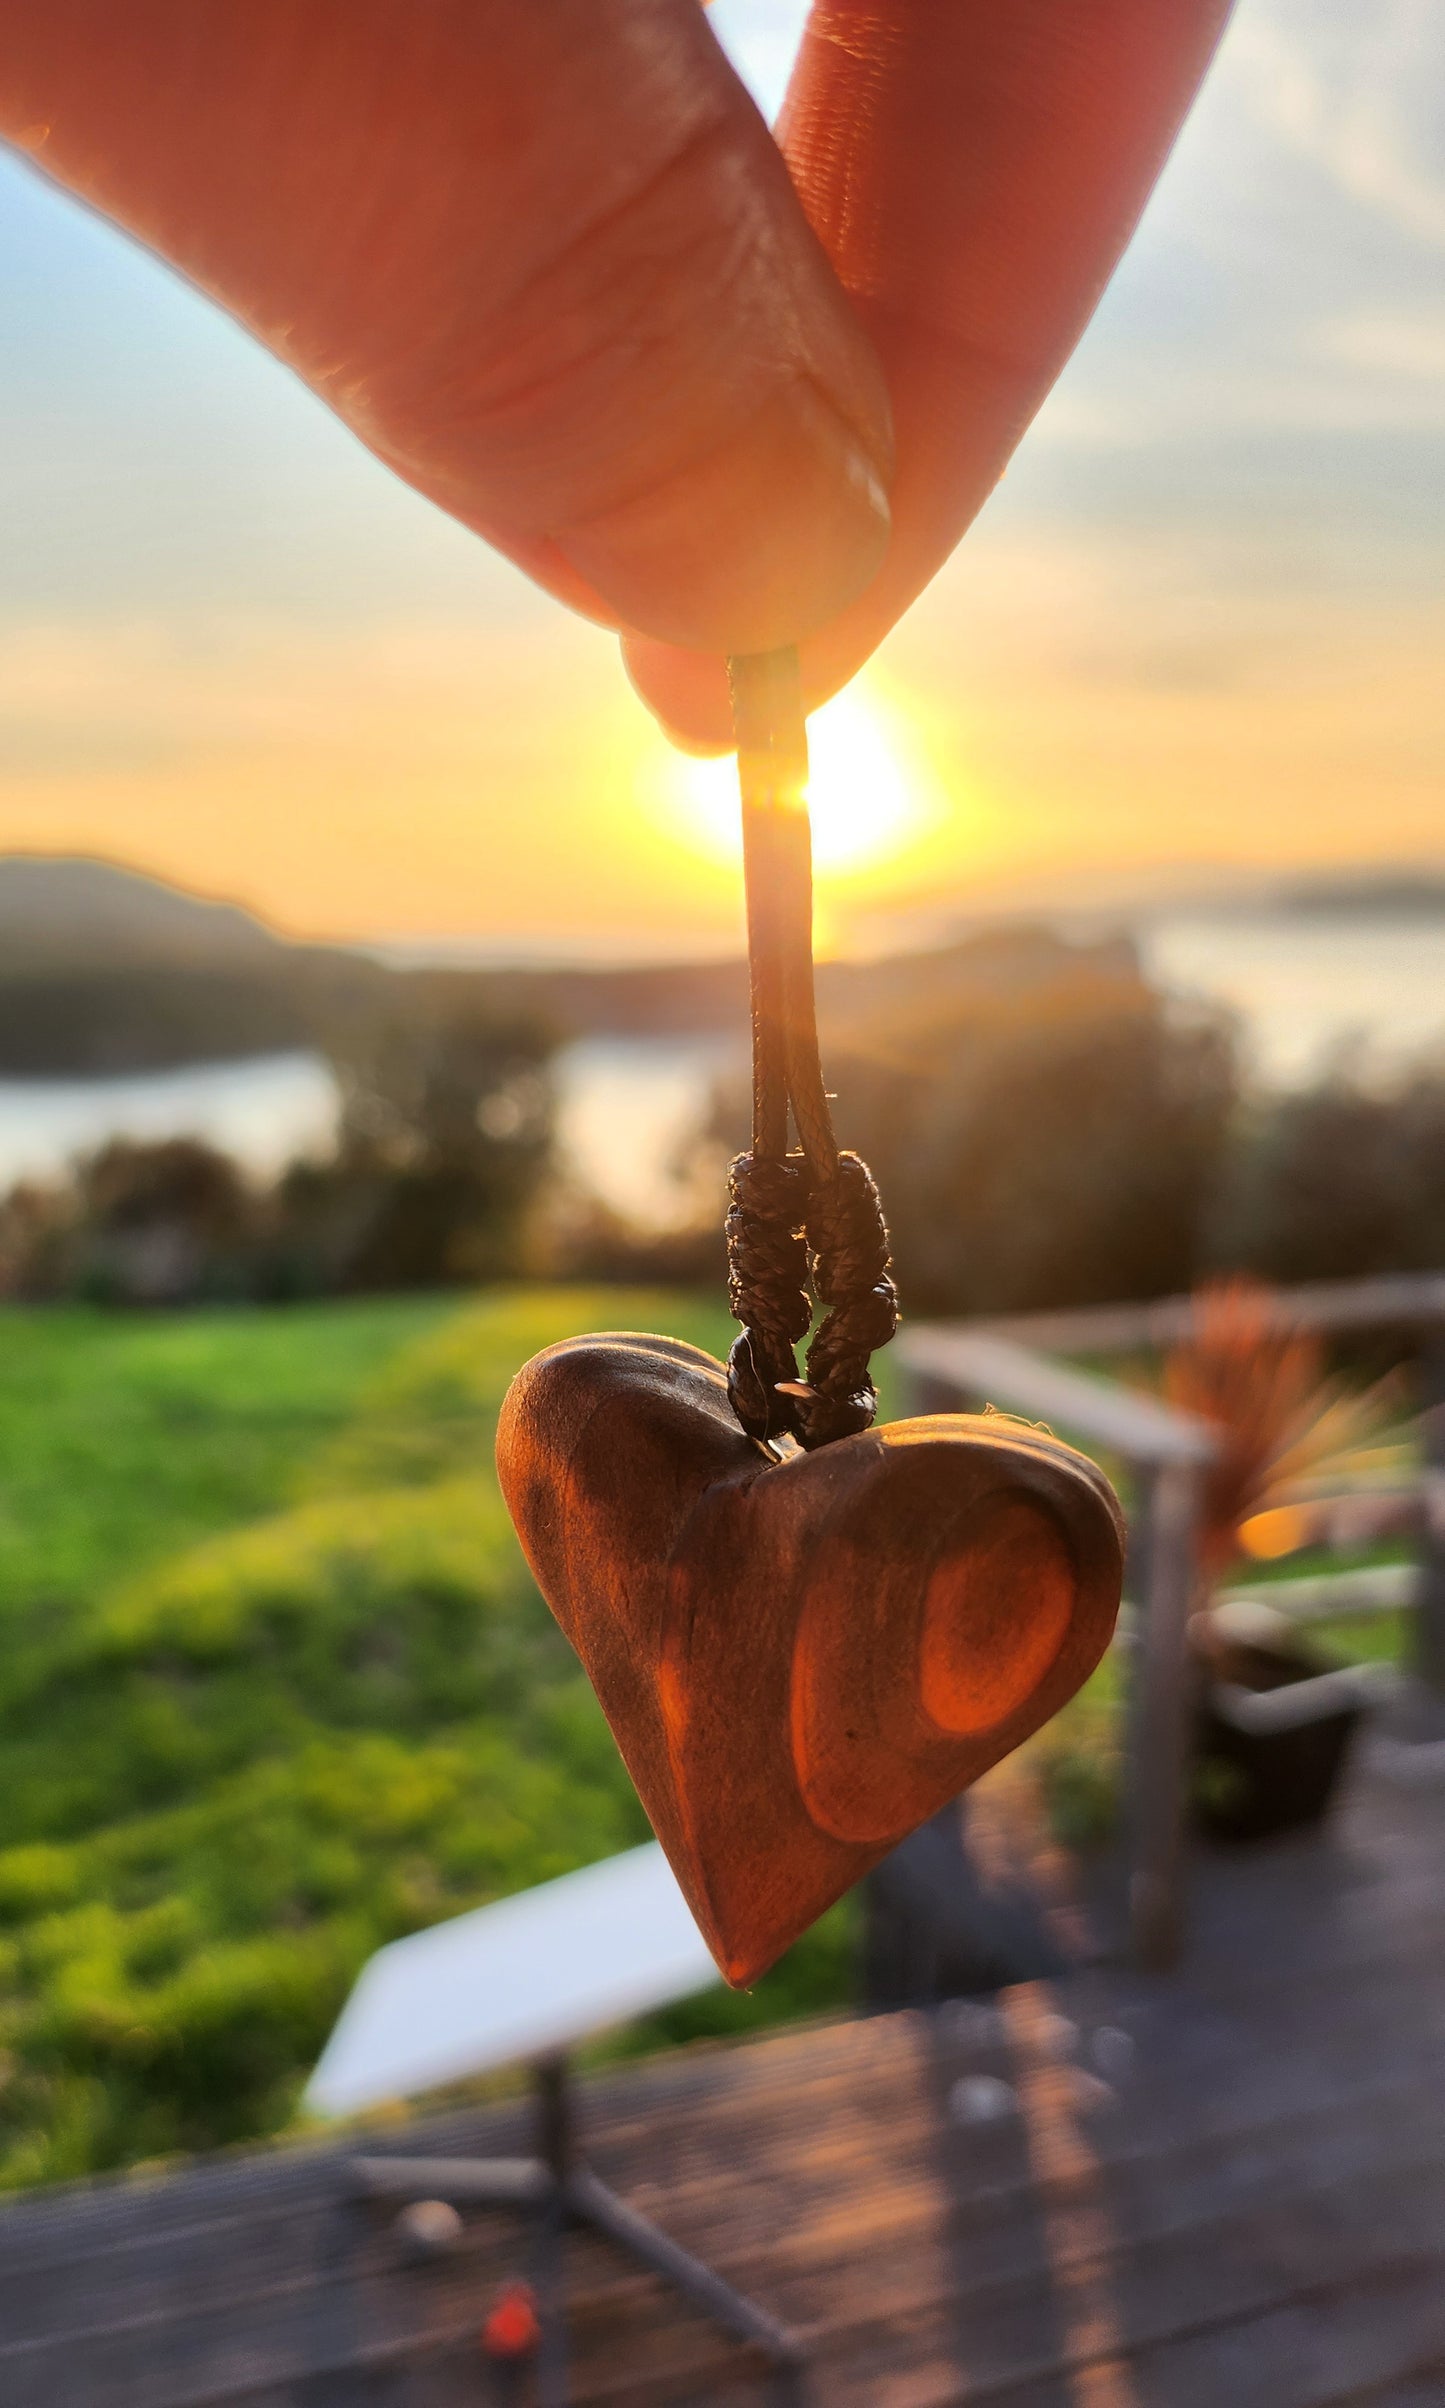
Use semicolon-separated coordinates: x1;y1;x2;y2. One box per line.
1;0;893;654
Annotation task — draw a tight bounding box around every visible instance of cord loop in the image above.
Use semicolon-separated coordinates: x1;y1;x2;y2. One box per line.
724;652;900;1452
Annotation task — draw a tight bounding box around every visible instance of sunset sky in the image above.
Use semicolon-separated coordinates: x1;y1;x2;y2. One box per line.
0;0;1442;957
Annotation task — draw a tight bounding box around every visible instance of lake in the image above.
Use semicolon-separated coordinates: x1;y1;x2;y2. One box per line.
1141;910;1445;1086
0;910;1440;1227
0;1051;337;1191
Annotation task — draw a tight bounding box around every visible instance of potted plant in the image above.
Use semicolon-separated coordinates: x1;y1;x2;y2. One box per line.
1159;1280;1404;1843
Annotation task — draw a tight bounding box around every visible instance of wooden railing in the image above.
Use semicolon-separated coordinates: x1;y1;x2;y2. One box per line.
896;1272;1445;1972
960;1270;1445;1358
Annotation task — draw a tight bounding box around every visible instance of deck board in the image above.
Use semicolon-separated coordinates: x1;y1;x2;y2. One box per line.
1;1755;1442;2407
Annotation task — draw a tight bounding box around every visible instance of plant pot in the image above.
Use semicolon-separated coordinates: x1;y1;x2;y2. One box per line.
1191;1600;1377;1844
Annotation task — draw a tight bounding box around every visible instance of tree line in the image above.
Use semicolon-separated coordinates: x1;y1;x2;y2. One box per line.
1;930;1441;1311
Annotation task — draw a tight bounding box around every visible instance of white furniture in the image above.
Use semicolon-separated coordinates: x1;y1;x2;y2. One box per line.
307;1844;807;2406
307;1842;718;2116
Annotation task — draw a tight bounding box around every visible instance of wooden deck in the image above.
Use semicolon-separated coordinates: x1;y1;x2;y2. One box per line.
2;1751;1443;2408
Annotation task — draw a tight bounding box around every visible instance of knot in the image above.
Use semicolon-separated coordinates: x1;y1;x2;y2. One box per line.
794;1152;900;1451
724;1152;810;1444
723;1149;898;1451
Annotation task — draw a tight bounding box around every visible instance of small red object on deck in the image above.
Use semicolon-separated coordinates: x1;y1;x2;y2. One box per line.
481;2279;540;2359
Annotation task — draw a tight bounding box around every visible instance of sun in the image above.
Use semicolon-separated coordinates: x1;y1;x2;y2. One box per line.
671;685;929;879
807;690;922;869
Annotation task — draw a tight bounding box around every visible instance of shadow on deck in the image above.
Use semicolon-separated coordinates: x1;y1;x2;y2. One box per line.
2;1752;1442;2408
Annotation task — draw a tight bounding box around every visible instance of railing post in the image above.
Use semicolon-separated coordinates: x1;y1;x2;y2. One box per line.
1411;1337;1445;1712
1125;1459;1202;1971
1118;1459;1156;1908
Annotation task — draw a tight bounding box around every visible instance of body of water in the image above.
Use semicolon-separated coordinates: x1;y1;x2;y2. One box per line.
0;912;1439;1227
551;1033;740;1228
1141;910;1445;1087
0;1051;339;1193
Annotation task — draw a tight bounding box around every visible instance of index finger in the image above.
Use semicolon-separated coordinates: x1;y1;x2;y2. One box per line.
625;0;1233;746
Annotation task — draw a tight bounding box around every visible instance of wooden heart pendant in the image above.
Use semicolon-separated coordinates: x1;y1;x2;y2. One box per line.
498;1334;1125;1986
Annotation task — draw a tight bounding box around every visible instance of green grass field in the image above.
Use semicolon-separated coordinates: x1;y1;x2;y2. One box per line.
0;1291;854;2191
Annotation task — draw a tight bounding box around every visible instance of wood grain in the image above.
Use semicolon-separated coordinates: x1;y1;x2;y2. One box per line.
496;1334;1125;1983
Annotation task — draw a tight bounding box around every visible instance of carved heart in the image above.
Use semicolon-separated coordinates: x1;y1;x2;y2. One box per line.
497;1334;1124;1986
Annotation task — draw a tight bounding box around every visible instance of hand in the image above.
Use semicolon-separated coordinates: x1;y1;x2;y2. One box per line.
1;1;1230;749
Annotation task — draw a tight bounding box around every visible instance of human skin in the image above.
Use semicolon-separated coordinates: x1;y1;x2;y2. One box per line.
0;1;1231;748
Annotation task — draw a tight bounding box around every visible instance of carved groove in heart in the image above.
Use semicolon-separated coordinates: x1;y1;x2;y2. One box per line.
920;1499;1077;1735
497;1334;1124;1986
791;1489;1081;1845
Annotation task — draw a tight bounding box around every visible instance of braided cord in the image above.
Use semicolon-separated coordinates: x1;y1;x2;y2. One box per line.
724;651;900;1451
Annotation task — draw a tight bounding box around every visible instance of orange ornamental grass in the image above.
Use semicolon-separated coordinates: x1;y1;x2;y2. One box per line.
1160;1278;1402;1587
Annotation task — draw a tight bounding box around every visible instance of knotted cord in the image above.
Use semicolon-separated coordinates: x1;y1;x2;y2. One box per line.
724;649;899;1451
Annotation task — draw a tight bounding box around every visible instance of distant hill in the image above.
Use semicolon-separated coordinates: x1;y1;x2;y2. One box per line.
0;856;283;972
0;855;372;1074
1264;870;1445;921
0;850;1144;1077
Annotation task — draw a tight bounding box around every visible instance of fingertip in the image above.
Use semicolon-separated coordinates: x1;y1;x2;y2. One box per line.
622;623;874;754
621;637;734;753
